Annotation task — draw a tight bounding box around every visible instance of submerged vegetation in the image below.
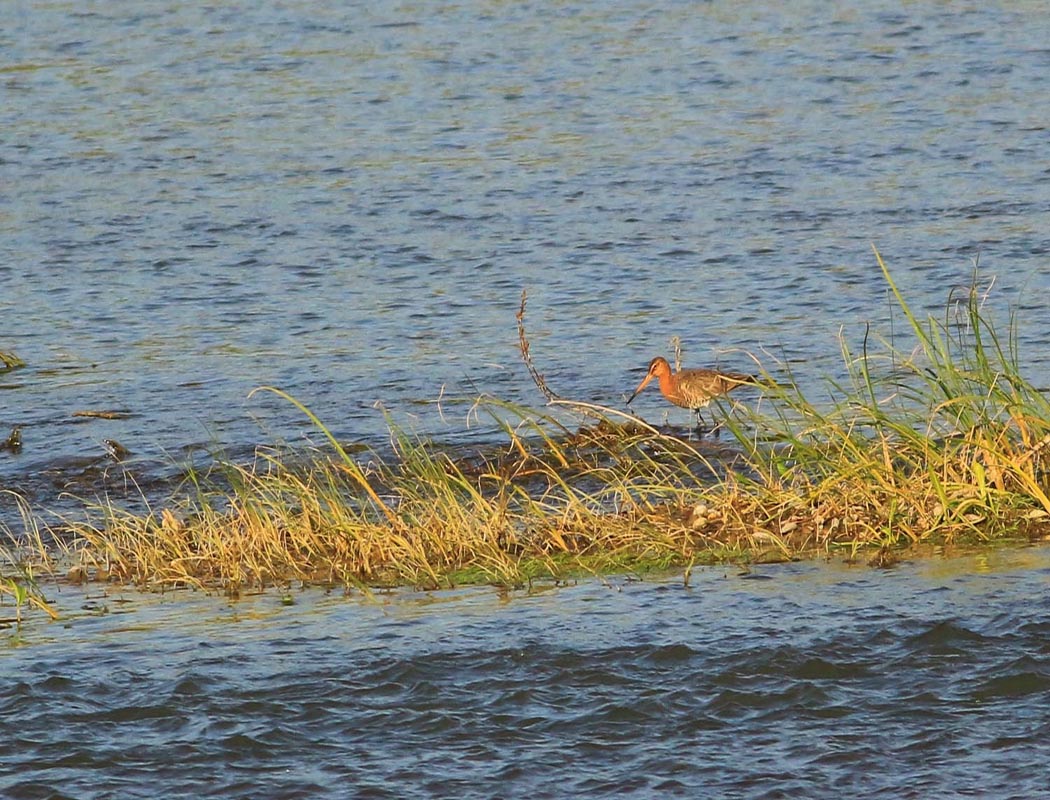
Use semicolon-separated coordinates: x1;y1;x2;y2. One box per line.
6;249;1050;606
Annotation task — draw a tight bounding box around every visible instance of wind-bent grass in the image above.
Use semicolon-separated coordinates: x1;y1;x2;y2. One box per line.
57;398;750;594
13;248;1050;597
722;246;1050;550
1;494;58;622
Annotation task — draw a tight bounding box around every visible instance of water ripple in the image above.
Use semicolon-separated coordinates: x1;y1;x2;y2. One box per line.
4;552;1050;797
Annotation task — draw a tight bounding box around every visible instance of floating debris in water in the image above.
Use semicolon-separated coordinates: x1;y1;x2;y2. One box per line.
73;410;134;420
102;438;131;460
1;426;21;453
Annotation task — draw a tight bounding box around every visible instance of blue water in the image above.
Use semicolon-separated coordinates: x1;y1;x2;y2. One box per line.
4;548;1050;798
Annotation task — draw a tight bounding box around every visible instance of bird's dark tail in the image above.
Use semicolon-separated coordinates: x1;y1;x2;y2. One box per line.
733;374;780;390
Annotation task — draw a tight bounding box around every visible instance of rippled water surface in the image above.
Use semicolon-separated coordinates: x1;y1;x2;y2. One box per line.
4;548;1050;798
3;0;1050;513
3;4;1050;795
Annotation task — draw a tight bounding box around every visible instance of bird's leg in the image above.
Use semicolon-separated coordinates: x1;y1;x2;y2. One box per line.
693;409;708;436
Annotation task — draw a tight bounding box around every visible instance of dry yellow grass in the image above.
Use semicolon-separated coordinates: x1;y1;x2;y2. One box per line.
7;249;1050;603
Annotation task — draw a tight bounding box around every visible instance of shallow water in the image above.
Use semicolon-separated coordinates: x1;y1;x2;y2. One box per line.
3;0;1050;517
4;547;1050;798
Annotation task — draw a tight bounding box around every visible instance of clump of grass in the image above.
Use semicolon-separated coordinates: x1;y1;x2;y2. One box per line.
12;249;1050;598
1;494;58;623
722;246;1050;551
0;350;25;371
58;392;749;594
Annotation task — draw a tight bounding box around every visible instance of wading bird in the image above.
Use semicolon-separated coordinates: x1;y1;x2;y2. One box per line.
626;356;753;430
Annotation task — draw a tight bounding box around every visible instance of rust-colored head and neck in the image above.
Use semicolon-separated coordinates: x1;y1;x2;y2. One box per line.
627;357;678;405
